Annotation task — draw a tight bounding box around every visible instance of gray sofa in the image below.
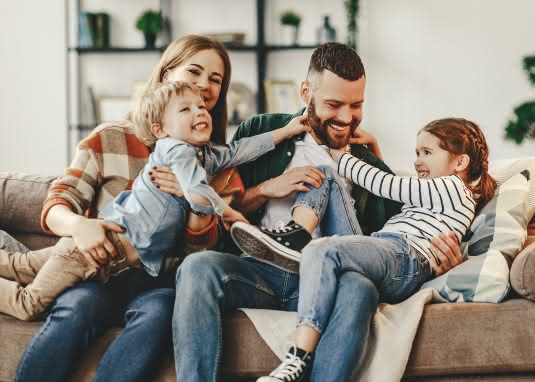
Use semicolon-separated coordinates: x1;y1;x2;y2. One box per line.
1;172;535;382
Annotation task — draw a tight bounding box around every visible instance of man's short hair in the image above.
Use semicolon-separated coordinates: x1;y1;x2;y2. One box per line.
307;42;365;82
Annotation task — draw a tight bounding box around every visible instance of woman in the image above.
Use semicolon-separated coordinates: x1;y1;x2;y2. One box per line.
6;34;234;382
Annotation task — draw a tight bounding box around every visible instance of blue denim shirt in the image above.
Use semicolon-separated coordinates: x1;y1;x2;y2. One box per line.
102;132;275;276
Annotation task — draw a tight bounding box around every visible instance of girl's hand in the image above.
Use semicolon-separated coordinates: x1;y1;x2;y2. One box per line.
71;218;124;268
349;127;377;146
150;166;184;198
221;206;249;231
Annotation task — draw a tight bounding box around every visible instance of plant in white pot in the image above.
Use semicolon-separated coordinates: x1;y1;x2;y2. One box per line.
280;10;301;46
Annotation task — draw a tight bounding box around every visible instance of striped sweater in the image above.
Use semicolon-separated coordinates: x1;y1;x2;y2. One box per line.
338;153;476;266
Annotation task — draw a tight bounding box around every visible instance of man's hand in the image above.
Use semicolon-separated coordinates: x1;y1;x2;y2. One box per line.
430;231;463;276
259;166;325;199
71;218;124;268
150;166;184;197
221;206;249;231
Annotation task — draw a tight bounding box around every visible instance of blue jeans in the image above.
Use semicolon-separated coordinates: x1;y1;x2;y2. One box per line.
173;251;375;382
298;232;432;352
294;165;361;236
16;268;175;382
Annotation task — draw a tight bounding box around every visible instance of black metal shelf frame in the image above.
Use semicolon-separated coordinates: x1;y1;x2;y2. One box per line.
66;0;318;163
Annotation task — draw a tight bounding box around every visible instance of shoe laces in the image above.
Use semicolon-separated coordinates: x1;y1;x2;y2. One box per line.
264;221;295;234
269;346;306;381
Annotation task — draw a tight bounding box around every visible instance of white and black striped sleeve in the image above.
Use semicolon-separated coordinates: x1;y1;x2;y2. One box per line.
337;153;465;210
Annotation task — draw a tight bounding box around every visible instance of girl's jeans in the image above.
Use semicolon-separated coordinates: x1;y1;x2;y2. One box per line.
297;231;433;333
293;165;362;237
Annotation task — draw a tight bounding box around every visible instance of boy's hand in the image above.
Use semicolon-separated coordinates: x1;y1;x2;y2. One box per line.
221;206;249;231
284;114;310;138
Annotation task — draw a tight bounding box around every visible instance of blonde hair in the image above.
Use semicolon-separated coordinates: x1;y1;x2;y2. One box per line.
421;118;497;211
133;81;202;148
143;34;231;145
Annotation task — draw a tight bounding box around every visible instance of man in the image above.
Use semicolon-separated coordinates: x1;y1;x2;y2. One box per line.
172;43;462;381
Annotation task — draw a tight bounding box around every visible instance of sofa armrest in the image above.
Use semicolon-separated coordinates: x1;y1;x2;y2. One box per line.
511;238;535;300
0;173;56;235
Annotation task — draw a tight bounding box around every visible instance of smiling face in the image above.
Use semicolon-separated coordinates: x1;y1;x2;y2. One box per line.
414;131;463;179
160;90;213;146
165;49;224;111
302;70;365;149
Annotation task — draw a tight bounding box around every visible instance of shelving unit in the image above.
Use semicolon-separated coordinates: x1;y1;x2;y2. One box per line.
66;0;318;162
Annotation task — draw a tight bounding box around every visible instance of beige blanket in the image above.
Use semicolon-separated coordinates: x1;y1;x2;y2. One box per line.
241;288;445;382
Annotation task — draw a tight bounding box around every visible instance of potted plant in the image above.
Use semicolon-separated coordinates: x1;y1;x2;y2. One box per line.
505;55;535;144
135;10;162;49
280;10;301;46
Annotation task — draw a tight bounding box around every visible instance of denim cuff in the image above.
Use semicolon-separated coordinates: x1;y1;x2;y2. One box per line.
296;317;324;334
291;201;322;219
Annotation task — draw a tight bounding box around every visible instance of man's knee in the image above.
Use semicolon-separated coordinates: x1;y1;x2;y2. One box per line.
127;288;175;324
175;250;229;287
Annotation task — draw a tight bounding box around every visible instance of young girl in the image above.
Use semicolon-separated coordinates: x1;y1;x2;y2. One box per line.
0;81;307;321
233;118;496;381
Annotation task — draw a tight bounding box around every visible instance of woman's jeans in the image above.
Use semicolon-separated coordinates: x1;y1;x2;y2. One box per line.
293;165;362;237
297;232;433;333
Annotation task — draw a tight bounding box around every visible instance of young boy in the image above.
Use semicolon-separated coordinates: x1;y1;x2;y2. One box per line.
0;81;308;320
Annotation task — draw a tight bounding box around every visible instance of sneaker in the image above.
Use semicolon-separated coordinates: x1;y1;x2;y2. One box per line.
257;345;313;382
230;221;311;272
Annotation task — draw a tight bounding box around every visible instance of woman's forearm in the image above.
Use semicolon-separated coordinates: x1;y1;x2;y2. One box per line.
45;205;85;237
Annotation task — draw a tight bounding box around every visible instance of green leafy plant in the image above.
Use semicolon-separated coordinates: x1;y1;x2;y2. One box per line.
505;55;535;144
280;10;301;27
506;101;535;144
135;10;162;35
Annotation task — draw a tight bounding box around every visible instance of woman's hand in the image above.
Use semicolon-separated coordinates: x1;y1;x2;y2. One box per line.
71;218;124;268
150;166;184;197
221;206;249;231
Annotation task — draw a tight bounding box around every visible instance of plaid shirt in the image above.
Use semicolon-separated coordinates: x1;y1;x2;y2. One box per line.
41;122;236;248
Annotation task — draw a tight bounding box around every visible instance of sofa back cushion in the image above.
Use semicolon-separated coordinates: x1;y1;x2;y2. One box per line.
0;173;59;249
421;171;531;303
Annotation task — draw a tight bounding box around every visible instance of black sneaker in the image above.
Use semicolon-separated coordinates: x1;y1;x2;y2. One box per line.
230;221;312;272
257;344;313;382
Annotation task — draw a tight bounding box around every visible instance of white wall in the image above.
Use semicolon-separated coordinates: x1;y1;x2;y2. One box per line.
1;0;534;174
359;0;535;168
0;1;66;174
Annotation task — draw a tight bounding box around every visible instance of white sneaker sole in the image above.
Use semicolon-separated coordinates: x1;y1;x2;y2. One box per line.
231;222;301;272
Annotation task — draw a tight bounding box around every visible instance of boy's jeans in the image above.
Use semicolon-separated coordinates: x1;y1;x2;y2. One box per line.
294;165;362;236
298;232;433;333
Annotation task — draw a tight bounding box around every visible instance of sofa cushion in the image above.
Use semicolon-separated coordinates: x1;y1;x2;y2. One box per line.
0;173;56;235
421;172;530;302
3;300;535;381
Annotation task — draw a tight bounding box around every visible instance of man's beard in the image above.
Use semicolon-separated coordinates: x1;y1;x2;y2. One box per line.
307;98;359;149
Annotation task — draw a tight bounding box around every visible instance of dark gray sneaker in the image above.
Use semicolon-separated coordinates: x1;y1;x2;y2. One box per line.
257;344;313;382
230;221;311;272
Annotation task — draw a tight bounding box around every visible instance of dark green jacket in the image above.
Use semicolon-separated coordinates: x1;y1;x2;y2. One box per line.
232;110;402;235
